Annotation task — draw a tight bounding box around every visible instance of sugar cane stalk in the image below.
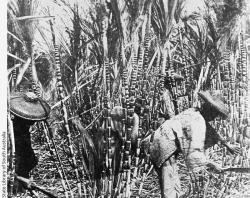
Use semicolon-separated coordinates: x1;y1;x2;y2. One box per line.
54;45;82;197
41;121;72;198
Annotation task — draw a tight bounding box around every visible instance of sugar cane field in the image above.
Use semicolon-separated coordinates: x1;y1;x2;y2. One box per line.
6;0;250;197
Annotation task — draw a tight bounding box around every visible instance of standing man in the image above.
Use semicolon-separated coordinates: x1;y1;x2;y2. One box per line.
9;92;50;191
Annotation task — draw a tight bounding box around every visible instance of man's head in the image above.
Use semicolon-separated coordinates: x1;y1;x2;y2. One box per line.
164;72;184;89
198;90;229;121
134;97;143;116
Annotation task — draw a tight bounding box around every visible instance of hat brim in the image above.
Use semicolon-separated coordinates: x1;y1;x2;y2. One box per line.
10;92;51;121
198;91;229;118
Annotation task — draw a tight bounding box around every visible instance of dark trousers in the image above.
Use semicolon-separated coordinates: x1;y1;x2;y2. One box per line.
14;130;38;178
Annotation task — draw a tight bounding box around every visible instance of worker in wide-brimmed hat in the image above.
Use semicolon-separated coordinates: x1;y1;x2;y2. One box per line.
9;92;50;182
157;72;184;125
139;90;240;198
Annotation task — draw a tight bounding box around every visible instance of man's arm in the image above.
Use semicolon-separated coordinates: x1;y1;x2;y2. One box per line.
205;122;241;155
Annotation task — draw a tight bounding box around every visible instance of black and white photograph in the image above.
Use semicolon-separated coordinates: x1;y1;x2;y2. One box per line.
5;0;250;197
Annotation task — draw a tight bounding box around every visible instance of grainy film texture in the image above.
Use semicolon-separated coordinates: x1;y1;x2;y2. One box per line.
6;0;250;197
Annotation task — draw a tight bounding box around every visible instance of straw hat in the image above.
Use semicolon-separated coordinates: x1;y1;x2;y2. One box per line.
198;90;229;118
10;92;51;121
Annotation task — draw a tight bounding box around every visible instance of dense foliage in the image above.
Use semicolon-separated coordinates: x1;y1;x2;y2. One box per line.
7;0;250;197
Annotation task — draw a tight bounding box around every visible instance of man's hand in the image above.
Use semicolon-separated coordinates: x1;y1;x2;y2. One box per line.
226;144;241;155
206;161;223;173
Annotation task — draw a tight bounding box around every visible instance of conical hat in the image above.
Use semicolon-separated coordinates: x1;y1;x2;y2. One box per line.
10;92;51;121
198;90;229;118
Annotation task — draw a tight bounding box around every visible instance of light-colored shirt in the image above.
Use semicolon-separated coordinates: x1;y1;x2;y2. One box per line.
173;108;207;170
147;108;207;170
172;108;206;154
